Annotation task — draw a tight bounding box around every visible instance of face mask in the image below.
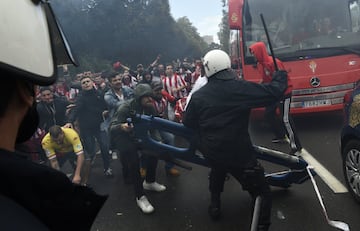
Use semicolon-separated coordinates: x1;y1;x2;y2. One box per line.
16;100;39;144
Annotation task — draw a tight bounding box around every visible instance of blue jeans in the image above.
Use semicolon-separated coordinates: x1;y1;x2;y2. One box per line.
81;128;110;170
160;131;176;170
139;131;176;170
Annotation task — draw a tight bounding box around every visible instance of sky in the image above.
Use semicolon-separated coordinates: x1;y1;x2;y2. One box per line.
168;0;223;43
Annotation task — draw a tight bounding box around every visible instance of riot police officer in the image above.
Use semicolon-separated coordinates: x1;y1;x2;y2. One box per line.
0;1;106;230
183;49;288;231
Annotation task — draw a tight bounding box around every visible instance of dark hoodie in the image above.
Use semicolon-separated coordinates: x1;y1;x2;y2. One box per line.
109;84;159;151
249;42;292;95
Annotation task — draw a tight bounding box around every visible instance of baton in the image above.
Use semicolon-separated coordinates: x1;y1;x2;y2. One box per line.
260;13;278;71
250;196;262;231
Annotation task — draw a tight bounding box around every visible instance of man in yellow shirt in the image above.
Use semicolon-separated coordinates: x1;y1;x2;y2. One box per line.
42;125;84;184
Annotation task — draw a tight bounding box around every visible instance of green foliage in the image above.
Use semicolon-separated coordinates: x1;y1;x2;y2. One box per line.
51;0;225;73
175;17;208;57
218;0;230;53
77;55;112;73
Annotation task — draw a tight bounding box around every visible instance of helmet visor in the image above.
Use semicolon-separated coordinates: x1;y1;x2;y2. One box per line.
0;0;77;85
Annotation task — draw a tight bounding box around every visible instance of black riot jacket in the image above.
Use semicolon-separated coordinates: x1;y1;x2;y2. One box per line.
183;69;288;167
0;149;107;231
37;96;69;132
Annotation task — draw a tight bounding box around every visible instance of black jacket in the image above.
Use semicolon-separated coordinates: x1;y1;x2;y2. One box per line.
0;149;107;230
69;88;107;131
109;84;160;151
37;96;69;132
183;70;288;167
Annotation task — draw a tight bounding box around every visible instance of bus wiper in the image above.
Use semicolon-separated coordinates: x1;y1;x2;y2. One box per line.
298;46;360;56
341;47;360;56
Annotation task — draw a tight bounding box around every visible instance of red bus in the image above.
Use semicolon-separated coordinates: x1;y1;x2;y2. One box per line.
228;0;360;114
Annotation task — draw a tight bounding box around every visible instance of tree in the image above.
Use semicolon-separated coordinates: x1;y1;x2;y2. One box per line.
218;0;230;53
51;0;223;72
175;17;208;58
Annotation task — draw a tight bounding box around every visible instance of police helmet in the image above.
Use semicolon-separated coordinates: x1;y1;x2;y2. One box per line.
0;0;77;86
202;49;231;78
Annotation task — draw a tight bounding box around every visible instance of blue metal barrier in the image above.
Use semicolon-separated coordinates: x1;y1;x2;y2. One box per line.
131;114;316;188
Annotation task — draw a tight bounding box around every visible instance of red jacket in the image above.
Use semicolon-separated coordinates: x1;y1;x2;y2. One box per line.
249;42;292;95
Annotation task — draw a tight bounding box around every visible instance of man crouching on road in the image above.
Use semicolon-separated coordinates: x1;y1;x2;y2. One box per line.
183;49;288;231
42;125;84;185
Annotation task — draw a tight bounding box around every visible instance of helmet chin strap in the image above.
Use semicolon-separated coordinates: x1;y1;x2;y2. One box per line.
15;82;38;144
204;62;210;72
16;100;39;144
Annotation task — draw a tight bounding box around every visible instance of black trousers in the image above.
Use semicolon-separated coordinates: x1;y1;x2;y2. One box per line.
118;143;158;198
280;95;302;152
265;102;286;139
265;95;302;152
208;159;272;228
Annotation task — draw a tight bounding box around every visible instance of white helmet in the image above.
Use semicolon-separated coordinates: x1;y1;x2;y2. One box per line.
202;49;231;78
0;0;77;86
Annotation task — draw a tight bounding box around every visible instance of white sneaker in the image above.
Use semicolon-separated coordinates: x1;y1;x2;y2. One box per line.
143;181;166;192
136;195;154;214
111;150;118;160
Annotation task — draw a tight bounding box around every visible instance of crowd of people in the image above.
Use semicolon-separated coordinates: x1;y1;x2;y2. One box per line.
1;2;296;231
19;46;295;231
11;44;295;231
21;55;215;213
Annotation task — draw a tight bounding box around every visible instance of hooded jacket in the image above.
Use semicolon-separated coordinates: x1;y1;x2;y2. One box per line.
109;84;160;151
249;42;292;95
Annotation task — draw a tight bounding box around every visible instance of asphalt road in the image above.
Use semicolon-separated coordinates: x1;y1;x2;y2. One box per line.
84;111;360;231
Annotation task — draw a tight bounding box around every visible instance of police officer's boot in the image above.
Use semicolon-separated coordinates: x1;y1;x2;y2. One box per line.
208;193;221;220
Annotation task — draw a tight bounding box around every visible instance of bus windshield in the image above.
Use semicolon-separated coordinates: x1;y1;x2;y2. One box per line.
242;0;360;61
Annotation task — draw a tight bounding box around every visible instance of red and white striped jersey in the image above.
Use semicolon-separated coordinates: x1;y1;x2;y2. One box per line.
162;74;188;99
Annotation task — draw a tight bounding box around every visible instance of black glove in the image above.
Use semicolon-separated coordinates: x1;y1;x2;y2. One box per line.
170;98;180;107
272;70;288;80
272;70;288;90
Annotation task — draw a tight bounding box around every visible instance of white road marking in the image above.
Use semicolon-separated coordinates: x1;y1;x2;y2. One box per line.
257;145;348;193
300;148;348;193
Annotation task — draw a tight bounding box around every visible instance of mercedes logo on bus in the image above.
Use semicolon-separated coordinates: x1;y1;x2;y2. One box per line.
310;76;320;87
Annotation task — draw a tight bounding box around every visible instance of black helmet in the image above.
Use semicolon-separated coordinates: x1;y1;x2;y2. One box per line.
0;0;77;86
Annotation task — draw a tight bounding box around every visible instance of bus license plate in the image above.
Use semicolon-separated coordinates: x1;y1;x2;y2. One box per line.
303;99;331;108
